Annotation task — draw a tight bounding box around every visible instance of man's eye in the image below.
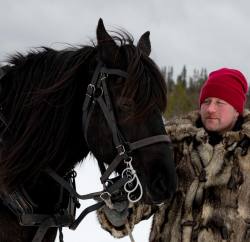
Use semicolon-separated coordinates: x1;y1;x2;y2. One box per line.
203;100;210;105
217;101;226;105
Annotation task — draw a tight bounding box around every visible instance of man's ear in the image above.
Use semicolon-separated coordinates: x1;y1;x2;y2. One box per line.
137;31;151;56
235;110;239;120
96;18;119;65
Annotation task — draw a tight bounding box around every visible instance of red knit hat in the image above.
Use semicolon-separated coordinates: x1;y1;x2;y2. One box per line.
199;68;248;114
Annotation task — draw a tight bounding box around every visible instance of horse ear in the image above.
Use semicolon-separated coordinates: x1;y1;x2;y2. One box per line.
96;18;118;64
137;31;151;56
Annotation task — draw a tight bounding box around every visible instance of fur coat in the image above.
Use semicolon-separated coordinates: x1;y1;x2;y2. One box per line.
97;110;250;242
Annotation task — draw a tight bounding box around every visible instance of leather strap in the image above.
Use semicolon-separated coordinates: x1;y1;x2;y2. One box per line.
69;201;104;230
100;154;125;183
129;135;171;150
45;168;102;200
100;67;128;78
31;217;56;242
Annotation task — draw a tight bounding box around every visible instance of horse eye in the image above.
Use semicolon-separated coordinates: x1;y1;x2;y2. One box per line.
119;103;130;112
115;77;124;86
119;99;134;112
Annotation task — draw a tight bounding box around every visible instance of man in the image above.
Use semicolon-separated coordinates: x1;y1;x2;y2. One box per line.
97;68;250;241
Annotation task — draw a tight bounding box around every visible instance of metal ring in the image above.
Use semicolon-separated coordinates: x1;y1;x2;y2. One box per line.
124;156;132;164
99;191;111;201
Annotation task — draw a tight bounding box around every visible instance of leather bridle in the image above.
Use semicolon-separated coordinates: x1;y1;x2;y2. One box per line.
81;60;172;202
0;61;171;242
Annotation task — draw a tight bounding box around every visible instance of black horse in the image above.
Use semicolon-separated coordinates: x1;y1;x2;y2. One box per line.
0;19;176;242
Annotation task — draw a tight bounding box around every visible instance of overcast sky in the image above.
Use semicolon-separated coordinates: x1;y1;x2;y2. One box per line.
1;0;250;241
1;0;250;80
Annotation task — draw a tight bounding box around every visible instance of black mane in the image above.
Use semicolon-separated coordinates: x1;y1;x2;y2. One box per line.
0;31;167;191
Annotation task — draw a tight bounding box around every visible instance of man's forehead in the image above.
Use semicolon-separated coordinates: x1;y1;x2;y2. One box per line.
204;97;227;102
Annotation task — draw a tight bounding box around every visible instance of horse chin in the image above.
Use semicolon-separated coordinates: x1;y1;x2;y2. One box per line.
142;189;171;205
139;168;176;205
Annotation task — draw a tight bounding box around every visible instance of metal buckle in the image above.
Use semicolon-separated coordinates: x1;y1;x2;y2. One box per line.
99;191;111;201
86;84;96;98
116;144;126;155
100;72;108;81
100;191;113;209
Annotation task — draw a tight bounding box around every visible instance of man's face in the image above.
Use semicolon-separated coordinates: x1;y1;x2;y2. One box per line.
200;97;239;134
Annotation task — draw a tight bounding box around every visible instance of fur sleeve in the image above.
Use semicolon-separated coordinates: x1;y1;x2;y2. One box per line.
96;202;157;238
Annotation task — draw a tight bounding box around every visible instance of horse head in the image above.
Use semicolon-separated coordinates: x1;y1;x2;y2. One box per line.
85;19;176;204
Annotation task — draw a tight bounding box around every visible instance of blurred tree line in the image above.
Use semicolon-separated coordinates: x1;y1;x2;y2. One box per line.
162;65;208;118
163;66;250;119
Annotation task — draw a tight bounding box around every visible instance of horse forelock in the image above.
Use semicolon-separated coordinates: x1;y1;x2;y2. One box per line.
120;43;167;120
103;31;167;120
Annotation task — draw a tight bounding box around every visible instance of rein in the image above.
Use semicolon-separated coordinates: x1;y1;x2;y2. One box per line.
0;62;171;242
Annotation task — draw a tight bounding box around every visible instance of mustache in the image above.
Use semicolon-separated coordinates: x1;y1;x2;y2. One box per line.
204;115;219;119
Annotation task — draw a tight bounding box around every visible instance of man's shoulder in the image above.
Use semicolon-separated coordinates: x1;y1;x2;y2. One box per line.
237;109;250;138
165;110;199;126
242;109;250;118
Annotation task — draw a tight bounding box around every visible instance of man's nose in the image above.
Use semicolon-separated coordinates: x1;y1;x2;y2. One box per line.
207;102;217;113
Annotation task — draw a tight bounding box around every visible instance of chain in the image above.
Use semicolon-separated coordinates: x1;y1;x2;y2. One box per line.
122;157;143;203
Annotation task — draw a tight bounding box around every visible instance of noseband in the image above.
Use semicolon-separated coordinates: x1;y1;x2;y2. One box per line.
0;62;171;242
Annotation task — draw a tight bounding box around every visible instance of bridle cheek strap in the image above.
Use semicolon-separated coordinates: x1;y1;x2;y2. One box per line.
82;62;128;146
